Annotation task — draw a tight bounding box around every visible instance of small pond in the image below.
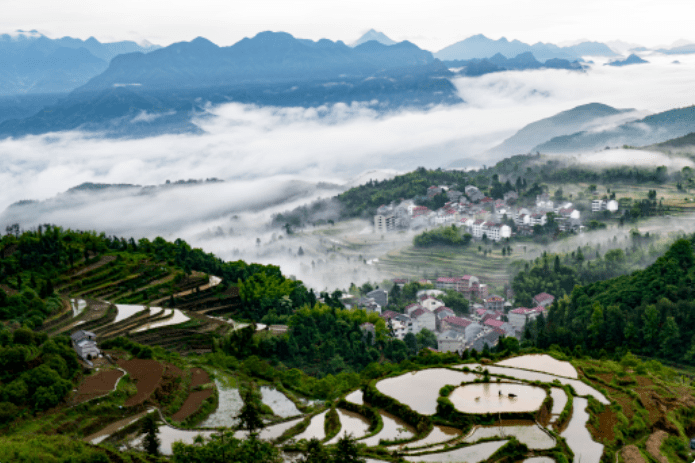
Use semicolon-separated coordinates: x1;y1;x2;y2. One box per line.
449;383;547;414
133;308;189;332
71;299;87;317
260;386;301;418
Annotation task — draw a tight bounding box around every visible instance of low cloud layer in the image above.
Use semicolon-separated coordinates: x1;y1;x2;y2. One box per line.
2;56;695;287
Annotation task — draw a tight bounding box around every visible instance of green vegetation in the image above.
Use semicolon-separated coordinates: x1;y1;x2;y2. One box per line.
413;225;472;248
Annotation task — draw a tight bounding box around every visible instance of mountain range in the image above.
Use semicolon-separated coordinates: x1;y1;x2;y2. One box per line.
350;29;396;47
445;52;586;76
434;34;617;61
604;54;648;67
0;32;461;139
0;31;159;95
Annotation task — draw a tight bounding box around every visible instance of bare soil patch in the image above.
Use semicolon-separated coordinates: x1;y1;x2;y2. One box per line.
646;430;669;463
596;373;614;384
621;445;647;463
73;369;124;404
593;409;617;442
117;359;164;407
171;388;213;422
190;368;210;388
613;394;635;419
634;376;654;388
636;389;661;424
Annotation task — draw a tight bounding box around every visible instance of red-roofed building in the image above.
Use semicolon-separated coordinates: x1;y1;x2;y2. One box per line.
441;316;473;333
508;306;546;329
533;293;555;307
380;310;400;321
484;318;505;329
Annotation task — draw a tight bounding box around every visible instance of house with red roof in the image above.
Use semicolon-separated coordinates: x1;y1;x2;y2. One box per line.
533;292;555;307
484;295;505;311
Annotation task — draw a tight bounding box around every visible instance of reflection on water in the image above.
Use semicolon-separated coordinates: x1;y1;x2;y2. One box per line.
326;409;370;444
293;410;328;441
236;417;304;441
360;410;413;446
376;368;478;415
463;423;555;449
496;354;578;378
550;387;567;415
260;386;301;418
523;458;555;463
449;383;547;413
453;364;609;404
404;440;508;462
113;304;146;324
345;390;364;405
136;425;213;455
198;378;242;428
398;425;461;449
561;397;604;463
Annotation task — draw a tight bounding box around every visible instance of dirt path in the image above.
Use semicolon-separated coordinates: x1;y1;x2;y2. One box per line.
83;410;150;443
72;369;125;404
646;430;669;463
621;445;647;463
68;255;117;278
151;275;222;305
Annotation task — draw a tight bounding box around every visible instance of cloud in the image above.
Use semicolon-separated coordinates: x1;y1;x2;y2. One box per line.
2;57;695;287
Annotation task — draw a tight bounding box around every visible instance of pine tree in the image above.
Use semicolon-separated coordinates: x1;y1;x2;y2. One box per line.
141;414;160;456
237;387;265;437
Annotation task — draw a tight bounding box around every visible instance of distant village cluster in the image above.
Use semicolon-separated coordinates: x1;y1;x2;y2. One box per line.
374;184;597;240
348;276;555;354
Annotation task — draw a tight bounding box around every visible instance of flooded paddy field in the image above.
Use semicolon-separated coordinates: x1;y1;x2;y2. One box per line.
360;410;414;446
326;409;370;444
403;440;508;462
376;368;477;415
345;389;364;405
292;410;328;441
549;387;567;415
198;376;242;428
260;386;301;418
561;397;604;463
463;422;555;449
496;354;578;378
397;425;461;449
453;364;608;404
449;383;547;414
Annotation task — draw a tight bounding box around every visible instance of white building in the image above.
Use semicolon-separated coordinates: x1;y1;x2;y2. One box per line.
411;307;437;332
419;295;445;312
374;214;396;233
71;330;99;360
437;330;465;353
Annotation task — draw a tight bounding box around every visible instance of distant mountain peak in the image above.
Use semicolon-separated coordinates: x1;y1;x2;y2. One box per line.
350;29;397;47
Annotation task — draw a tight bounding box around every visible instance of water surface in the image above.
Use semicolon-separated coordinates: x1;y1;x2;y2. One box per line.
345;389;364;405
113;304;147;324
292;410;327;441
398;425;461;449
561;397;604;463
360;410;413;446
449;383;547;414
550;387;567;415
403;440;508;462
260;386;301;418
198;378;242;428
496;354;578;378
325;409;370;444
376;368;477;415
463;423;555;449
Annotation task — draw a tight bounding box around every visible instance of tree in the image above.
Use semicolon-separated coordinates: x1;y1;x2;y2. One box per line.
416;329;438;350
237;387;265;437
659;316;680;359
404;333;418;355
333;434;365;463
142;413;160;456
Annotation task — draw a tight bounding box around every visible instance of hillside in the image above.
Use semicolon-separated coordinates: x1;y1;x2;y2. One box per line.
483;102;637;159
533;105;695;153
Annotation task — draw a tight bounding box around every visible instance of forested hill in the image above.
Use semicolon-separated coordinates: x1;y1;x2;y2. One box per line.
536;235;695;363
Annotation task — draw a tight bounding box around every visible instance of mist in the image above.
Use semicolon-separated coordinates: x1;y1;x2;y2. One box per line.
3;55;695;288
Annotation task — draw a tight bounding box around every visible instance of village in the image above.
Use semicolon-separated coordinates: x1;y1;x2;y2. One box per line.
346;274;556;355
373;183;621;240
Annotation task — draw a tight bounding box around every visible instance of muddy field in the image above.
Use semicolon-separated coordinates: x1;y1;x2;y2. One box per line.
171;389;214;422
72;369;124;404
117;359;165;407
190;368;210;388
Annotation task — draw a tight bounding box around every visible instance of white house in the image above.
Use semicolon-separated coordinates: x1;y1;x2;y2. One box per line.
437;330;465;353
411;307;437;333
71;330;99;360
419;295;445;311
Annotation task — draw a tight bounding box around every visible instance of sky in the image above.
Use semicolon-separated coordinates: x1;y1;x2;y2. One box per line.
2;0;694;51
